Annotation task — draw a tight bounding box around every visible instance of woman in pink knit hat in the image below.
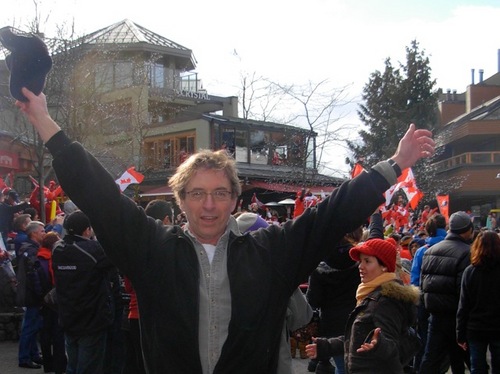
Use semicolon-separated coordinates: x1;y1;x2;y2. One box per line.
306;238;421;373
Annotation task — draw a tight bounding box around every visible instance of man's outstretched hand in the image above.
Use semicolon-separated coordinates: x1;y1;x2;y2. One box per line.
391;123;435;170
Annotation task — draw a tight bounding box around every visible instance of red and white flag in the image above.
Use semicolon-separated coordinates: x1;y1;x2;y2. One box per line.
115;167;144;192
384;168;423;209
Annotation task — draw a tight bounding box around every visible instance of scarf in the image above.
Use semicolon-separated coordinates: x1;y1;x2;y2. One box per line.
356;272;396;305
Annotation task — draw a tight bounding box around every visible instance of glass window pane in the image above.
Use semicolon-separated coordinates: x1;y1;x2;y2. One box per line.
250;130;269;165
114;62;133;88
287;134;305;167
151;63;164;88
235;129;248;163
270;132;287;166
221;129;236;158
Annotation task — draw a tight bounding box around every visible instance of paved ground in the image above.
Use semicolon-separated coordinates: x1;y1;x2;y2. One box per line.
1;339;477;374
0;340;311;374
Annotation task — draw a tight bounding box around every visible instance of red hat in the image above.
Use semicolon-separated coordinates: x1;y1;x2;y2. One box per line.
349;238;397;272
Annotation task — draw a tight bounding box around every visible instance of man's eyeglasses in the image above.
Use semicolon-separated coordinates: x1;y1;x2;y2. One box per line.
185;190;233;202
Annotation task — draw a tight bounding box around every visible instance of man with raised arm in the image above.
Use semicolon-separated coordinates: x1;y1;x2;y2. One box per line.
17;87;434;374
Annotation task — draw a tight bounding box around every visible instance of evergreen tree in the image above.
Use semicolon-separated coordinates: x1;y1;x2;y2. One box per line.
348;40;441;205
349;40;438;166
351;57;407;166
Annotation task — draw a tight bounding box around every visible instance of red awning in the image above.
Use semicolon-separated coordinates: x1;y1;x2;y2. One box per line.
139;185;173;197
249;180;336;195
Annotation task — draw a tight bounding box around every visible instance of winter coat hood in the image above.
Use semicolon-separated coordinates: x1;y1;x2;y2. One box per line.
379;280;420;306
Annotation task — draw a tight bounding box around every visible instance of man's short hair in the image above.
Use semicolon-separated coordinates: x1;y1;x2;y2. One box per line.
26;221;45;236
433;214;447;229
168;149;241;203
24;207;38;220
63;210;91;236
13;214;31;231
145;199;173;222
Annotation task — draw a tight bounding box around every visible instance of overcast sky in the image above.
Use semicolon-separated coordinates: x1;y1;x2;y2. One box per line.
2;0;500;176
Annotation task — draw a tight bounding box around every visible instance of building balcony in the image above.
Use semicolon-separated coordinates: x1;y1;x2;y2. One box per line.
434;151;500;173
433;151;500;199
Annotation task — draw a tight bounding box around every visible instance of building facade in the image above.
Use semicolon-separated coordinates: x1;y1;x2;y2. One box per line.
435;67;500;220
0;20;342;208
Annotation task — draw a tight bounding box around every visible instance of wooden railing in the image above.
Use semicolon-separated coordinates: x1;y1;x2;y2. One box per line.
434;151;500;172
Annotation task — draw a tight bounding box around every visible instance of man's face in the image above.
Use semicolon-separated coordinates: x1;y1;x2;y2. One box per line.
179;168;237;245
31;225;46;244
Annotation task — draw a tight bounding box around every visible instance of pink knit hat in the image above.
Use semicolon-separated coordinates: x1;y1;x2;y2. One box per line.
349;238;397;272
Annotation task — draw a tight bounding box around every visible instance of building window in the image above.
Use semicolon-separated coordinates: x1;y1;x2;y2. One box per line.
221;129;236;158
148;63;164;88
250;130;269;165
95;62;133;92
235;129;249;163
144;132;196;170
219;125;311;167
114;62;133;88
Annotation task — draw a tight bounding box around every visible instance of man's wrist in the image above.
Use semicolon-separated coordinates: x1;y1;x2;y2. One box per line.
387;159;402;177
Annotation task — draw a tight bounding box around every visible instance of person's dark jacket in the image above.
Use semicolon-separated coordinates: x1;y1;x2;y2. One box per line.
420;232;471;315
456;260;500;343
315;280;420;374
13;230;28;257
16;237;46;307
44;130;395;374
52;234;114;336
307;241;360;337
0;201;29;238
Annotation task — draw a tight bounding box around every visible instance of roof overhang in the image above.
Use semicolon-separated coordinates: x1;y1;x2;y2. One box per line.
248;180;335;195
139;185;173;197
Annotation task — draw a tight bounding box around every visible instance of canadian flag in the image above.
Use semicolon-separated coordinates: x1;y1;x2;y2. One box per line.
350;162;366;179
115;167;145;192
384;168;423;209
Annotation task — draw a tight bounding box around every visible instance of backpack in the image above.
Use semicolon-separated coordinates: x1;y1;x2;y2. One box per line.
399;326;423;365
15;252;51;307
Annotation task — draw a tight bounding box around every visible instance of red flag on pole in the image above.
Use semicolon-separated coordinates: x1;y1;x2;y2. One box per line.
115;167;145;192
436;194;449;221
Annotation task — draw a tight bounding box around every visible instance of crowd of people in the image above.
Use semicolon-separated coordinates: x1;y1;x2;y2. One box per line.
0;86;498;374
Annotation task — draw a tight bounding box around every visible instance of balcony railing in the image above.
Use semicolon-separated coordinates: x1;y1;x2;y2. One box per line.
434;151;500;172
179;72;202;92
